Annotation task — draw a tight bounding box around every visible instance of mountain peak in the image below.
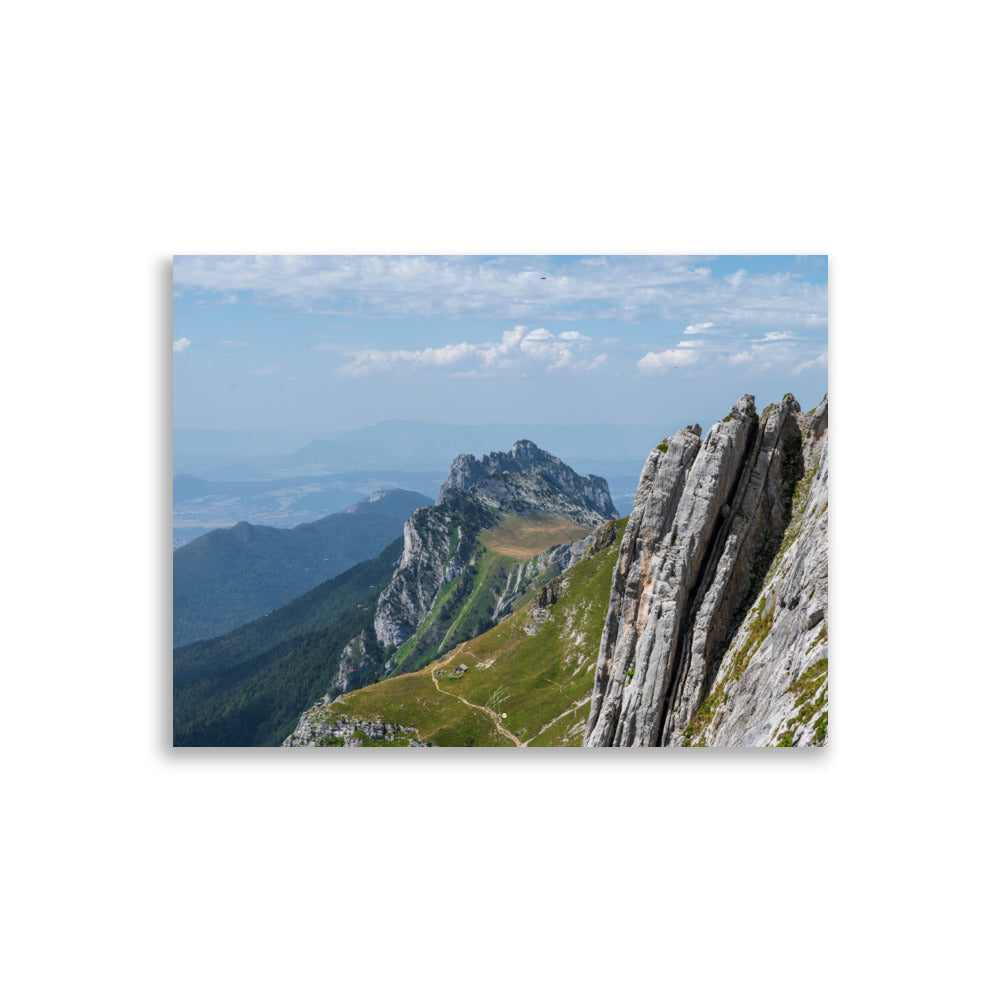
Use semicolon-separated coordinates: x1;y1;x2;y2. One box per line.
435;440;617;524
511;438;543;458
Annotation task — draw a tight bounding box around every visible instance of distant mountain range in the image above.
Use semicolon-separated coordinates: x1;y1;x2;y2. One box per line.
173;489;431;647
271;420;667;475
173;423;650;546
172;470;442;547
174;419;665;479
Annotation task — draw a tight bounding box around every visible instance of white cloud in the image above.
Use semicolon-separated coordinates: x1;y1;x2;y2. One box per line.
728;338;826;375
516;328;587;370
793;352;828;375
677;340;705;348
683;321;715;336
420;343;479;366
172;254;827;329
728;339;801;370
500;327;523;348
752;331;796;342
342;342;478;376
340;324;604;378
172;337;191;353
637;348;698;374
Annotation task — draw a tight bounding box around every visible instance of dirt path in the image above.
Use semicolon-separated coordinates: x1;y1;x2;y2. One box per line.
428;658;523;747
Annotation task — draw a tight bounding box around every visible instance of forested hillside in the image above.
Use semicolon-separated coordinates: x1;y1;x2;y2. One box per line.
173;538;402;746
173;489;429;646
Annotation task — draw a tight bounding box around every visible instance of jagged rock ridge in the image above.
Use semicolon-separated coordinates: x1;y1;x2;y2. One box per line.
348;441;617;689
435;439;617;524
584;393;828;747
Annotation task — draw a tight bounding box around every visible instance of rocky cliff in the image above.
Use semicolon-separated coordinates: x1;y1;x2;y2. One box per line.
372;497;484;650
584;393;828;747
435;439;617;525
369;442;618;676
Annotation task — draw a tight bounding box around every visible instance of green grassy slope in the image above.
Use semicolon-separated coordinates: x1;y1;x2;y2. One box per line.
384;508;587;679
290;517;627;747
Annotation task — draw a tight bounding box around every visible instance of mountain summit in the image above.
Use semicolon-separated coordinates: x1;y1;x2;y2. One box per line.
366;442;617;680
436;440;617;524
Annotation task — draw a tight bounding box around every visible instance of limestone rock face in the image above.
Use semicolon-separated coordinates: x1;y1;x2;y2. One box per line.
436;439;617;525
372;501;478;649
375;442;618;654
584;393;828;748
333;631;381;696
694;432;828;747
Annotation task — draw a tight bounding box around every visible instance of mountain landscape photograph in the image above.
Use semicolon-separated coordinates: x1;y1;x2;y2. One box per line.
173;254;829;748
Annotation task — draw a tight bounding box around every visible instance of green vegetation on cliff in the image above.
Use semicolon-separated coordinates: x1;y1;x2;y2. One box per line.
774;658;828;746
294;518;628;747
385;508;587;679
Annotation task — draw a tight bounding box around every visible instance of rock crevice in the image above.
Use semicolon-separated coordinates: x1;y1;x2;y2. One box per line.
584;393;828;747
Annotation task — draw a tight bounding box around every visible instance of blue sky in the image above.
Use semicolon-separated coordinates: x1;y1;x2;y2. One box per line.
173;255;827;435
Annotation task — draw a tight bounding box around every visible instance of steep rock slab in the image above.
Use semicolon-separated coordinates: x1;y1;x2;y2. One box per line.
584;393;824;747
685;408;828;747
374;441;619;666
373;495;491;649
659;397;806;743
584;425;706;744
